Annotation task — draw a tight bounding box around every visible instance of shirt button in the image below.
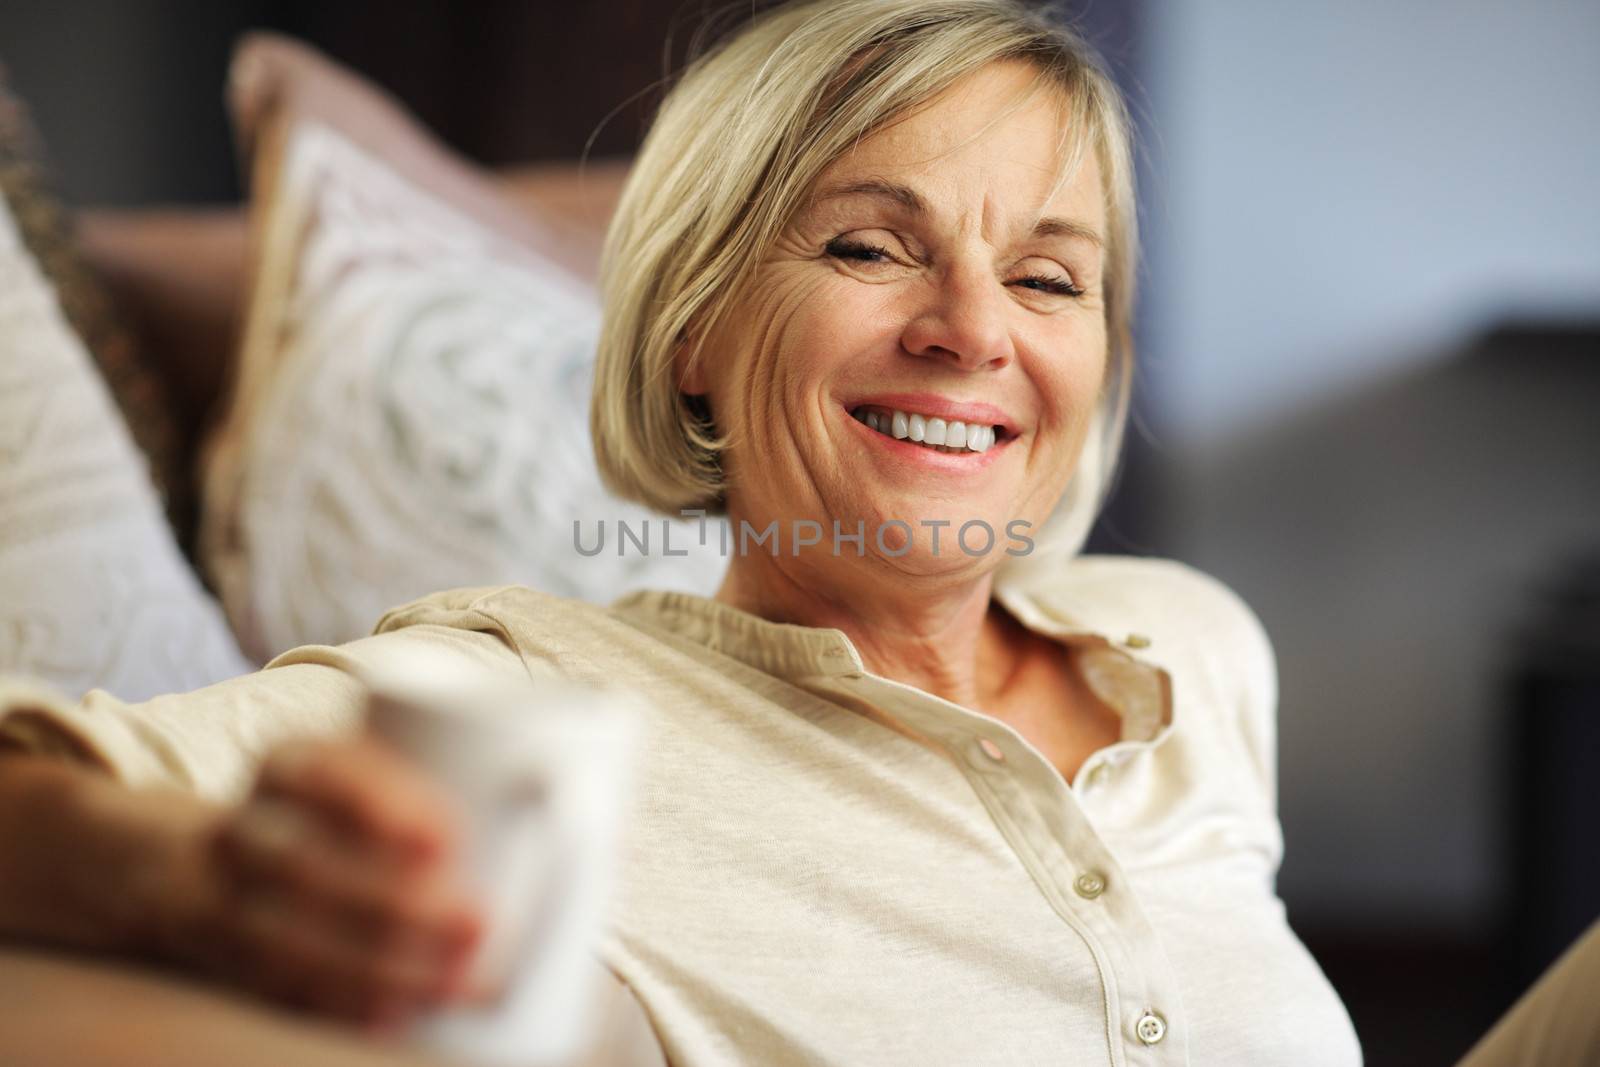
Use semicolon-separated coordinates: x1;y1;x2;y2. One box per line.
1073;870;1107;899
1123;633;1152;649
978;738;1005;762
1135;1011;1167;1045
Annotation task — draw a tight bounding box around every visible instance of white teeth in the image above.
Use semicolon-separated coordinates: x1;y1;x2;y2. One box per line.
850;406;1002;454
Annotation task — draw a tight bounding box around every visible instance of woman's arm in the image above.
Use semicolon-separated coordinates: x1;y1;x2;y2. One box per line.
0;622;526;800
0;596;668;1058
0;736;482;1023
0;621;527;1013
0;747;667;1065
0;749;218;955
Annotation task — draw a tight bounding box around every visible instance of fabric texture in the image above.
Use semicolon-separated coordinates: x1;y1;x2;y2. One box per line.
1456;915;1600;1067
0;65;189;538
0;195;252;701
0;555;1361;1065
203;40;721;666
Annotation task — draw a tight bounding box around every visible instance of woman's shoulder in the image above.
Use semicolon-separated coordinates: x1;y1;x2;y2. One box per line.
1007;554;1278;755
1070;554;1274;691
1012;554;1273;658
372;584;653;646
1051;554;1280;800
368;584;692;684
372;584;608;630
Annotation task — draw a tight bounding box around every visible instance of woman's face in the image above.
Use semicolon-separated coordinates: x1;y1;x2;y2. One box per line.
687;60;1109;581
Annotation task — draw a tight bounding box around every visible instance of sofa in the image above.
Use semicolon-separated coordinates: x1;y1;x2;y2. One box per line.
0;32;723;708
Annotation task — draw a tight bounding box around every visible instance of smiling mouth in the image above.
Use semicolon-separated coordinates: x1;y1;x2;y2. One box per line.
848;405;1011;454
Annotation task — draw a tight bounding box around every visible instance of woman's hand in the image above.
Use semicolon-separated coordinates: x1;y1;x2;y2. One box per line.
167;737;486;1029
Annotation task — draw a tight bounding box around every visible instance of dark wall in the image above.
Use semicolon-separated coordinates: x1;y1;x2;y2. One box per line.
0;1;1139;206
0;0;702;205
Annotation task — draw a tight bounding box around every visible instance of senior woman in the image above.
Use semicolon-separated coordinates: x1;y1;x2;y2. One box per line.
0;1;1374;1064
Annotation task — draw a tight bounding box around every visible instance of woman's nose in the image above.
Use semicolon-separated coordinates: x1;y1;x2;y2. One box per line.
899;262;1015;371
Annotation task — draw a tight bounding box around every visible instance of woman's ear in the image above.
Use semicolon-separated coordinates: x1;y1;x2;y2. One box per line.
672;320;711;397
673;345;707;396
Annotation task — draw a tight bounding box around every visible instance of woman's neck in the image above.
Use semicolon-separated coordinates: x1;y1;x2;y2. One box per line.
713;552;1021;711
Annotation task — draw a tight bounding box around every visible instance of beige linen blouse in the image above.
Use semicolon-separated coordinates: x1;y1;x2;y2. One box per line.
0;555;1362;1066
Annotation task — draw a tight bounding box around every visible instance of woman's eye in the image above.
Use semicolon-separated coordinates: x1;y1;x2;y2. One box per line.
825;240;1083;298
1012;273;1085;298
825;237;893;263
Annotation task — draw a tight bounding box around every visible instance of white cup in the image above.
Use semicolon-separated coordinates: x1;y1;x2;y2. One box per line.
360;647;642;1067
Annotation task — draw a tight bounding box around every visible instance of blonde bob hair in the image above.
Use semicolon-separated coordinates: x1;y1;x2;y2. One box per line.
593;0;1137;560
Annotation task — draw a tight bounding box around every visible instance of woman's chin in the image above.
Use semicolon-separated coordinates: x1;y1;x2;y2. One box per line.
801;503;1020;582
834;498;1021;554
868;546;1004;584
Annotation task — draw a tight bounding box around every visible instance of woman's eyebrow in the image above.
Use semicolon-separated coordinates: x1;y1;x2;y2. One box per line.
810;178;927;214
1032;216;1103;247
810;177;1103;247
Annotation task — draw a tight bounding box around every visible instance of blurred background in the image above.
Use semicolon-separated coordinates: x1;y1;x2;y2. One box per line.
2;1;1596;1062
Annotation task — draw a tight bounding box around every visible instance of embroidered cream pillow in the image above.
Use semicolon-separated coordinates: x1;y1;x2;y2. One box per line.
201;122;722;664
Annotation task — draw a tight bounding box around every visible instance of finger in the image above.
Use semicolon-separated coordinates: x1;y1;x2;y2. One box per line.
230;885;464;1023
256;739;453;857
256;738;463;861
214;800;484;960
183;824;476;1024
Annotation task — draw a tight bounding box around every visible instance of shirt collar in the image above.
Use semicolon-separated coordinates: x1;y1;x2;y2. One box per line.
610;568;1173;743
610;588;859;680
610;574;1133;677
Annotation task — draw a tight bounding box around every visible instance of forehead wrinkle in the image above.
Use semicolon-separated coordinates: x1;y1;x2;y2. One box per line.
973;176;1101;250
810;170;1103;255
842;146;1096;251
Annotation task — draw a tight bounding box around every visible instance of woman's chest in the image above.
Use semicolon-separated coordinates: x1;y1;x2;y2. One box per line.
605;782;1352;1067
598;687;1346;1065
984;639;1126;787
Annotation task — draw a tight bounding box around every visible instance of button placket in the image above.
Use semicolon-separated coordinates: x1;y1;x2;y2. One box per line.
835;590;1189;1062
997;746;1186;1065
851;669;1185;1063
